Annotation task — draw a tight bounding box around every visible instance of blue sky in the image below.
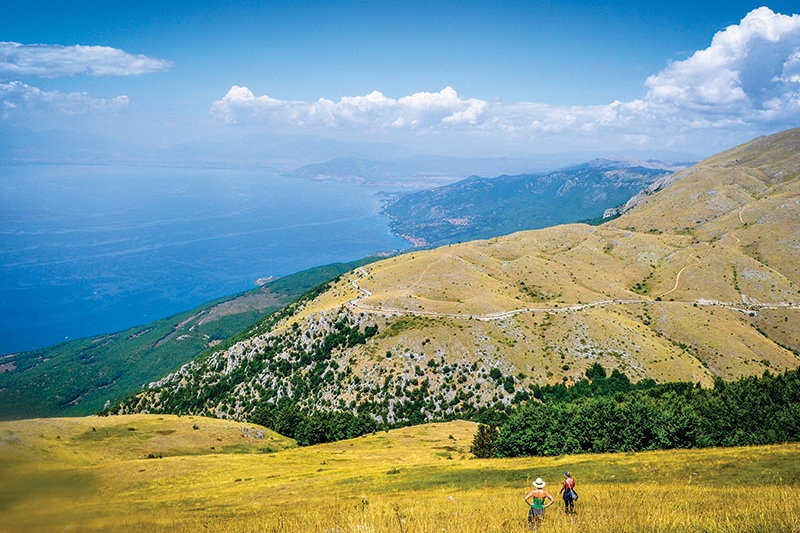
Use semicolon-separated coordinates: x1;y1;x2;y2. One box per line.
2;0;800;159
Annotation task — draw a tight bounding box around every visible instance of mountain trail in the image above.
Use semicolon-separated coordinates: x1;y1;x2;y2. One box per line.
347;266;797;321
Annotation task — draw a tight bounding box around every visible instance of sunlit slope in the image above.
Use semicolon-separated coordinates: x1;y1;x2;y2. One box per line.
608;130;800;298
118;129;800;423
288;128;800;386
1;416;798;533
0;414;293;464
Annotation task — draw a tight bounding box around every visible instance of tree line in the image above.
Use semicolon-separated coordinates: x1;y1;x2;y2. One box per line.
471;363;800;458
250;400;379;446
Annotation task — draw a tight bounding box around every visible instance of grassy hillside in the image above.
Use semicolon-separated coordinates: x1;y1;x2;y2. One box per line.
0;257;382;420
114;129;800;427
0;415;798;532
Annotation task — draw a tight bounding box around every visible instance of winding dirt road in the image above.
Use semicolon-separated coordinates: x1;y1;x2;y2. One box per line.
347;267;798;322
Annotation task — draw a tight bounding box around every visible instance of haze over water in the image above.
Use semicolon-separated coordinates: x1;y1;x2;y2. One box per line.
0;164;409;354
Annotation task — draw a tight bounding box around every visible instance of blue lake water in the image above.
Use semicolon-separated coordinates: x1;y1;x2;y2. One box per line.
0;164;410;354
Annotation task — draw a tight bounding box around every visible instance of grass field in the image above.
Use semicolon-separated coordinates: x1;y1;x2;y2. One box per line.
1;415;799;533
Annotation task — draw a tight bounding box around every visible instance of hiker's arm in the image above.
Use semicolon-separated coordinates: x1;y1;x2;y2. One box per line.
544;492;555;508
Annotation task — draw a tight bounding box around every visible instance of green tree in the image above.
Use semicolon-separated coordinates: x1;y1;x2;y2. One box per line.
249;401;275;428
495;402;555;457
470;424;500;458
274;404;305;439
585;362;607;380
295;414;329;446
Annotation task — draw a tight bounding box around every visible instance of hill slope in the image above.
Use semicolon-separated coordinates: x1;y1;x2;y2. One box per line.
1;415;798;532
0;258;382;420
114;129;800;425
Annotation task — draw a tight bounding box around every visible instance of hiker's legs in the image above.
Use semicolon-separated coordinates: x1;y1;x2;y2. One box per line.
528;509;544;530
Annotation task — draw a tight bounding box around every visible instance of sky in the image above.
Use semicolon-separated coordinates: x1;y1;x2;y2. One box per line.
2;0;800;160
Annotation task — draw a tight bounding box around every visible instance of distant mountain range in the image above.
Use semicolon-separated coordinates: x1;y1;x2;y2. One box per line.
382;158;685;247
110;128;800;427
285;155;572;189
1;122;699;174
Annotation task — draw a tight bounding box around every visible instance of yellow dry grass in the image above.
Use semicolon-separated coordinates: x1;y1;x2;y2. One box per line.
254;130;800;389
1;415;798;533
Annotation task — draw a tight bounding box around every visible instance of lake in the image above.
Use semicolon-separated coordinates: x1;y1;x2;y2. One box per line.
0;164;410;354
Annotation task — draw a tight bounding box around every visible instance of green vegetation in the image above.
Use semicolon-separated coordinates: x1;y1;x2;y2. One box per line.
252;405;379;445
0;257;382;420
379;315;442;338
491;364;800;456
384;165;670;246
470;423;499;458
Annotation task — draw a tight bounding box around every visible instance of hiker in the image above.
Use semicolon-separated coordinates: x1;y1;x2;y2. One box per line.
559;471;577;514
524;478;555;530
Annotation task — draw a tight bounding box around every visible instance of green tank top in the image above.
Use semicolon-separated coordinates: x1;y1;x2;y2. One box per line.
531;496;545;510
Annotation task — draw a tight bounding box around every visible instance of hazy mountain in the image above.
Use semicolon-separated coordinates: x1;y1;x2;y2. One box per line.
286;155;566;189
1;123;697;176
383;161;678;247
0;124;150;165
112;128;800;426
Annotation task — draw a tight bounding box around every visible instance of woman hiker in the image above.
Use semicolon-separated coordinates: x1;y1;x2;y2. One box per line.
524;478;555;530
559;471;577;514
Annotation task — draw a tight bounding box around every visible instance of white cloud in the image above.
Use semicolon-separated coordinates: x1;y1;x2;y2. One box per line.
0;81;130;119
209;7;800;154
0;42;167;123
210;85;486;129
644;7;800;113
0;41;172;79
211;84;652;141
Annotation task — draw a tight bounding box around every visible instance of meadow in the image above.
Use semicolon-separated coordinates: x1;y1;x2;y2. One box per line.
1;415;798;533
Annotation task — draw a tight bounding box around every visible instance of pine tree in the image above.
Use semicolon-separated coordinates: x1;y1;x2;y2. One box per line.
470;423;500;458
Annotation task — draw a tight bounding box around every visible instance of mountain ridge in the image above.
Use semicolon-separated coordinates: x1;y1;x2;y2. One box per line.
382;162;677;247
113;128;800;426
